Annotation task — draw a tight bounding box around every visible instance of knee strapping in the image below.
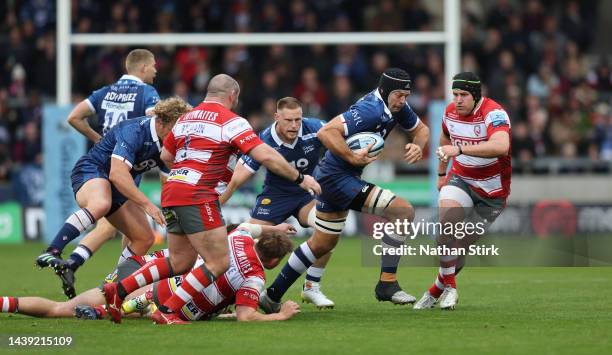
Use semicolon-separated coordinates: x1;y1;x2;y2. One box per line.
314;215;346;235
368;187;397;216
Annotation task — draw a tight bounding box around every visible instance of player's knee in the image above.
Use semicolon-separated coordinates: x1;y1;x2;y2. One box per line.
365;187;407;219
208;253;230;277
86;199;112;219
380;194;414;222
308;231;339;258
169;254;193;274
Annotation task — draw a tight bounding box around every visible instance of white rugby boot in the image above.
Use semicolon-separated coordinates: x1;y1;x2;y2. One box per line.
439;286;458;310
412;292;438;310
301;281;335;309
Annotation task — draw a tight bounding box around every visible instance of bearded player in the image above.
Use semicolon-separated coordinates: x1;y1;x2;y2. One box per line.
221;97;335;309
413;72;511;310
259;68;430;312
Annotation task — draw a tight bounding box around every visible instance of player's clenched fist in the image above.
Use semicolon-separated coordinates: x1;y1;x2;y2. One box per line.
279;300;301;320
299;175;322;195
351;143;378;167
436;145;461;162
404;143;423;164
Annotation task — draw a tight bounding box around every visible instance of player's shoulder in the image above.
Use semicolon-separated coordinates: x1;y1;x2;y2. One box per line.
258;125;275;144
142;83;159;94
353;91;385;114
479;97;506;114
118;115;148;135
302;117;326;132
444;101;457;114
90;84;111;98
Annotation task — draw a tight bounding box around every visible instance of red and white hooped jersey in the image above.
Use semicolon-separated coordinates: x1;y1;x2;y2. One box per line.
442;97;512;199
162;101;263;206
156;228;266;321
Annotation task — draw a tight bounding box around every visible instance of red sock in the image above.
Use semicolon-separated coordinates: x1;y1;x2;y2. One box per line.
120;257;171;295
428;272;445;298
1;297;18;313
440;255;457;289
162;266;213;312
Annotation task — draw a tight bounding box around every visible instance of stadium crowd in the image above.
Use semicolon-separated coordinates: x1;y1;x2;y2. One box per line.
1;0;611;184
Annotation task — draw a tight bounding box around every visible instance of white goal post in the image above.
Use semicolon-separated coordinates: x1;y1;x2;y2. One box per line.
56;0;461;105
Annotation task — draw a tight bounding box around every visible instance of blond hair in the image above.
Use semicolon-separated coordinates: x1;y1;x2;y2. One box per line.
276;97;302;111
153;97;192;125
125;49;155;73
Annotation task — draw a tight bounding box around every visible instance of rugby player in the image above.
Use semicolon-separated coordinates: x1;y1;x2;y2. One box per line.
260;68;430;312
37;49;161;296
1;223;300;323
102;74;321;324
221;97;334;309
413;72;511;310
36;97;191;299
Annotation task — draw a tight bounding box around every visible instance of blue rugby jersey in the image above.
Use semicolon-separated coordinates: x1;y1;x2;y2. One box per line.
240;118;325;194
86;74;159;135
83;116;169;179
321;89;420;175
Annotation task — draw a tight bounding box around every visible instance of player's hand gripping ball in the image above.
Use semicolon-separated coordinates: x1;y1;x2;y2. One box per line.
346;132;385;158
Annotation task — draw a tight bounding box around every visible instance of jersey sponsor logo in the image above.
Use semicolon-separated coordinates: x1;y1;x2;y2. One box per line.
204;202;215;223
168;168;202;185
261;198;271;205
182;110;219;122
256;207;270;215
225;118;252;139
101;100;135;111
239;133;257;145
485;109;510;128
302;144;315;154
103;92;138;102
348;106;363;127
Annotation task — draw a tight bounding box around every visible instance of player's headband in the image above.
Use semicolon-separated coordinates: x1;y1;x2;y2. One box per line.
452;72;481;102
378;69;411;100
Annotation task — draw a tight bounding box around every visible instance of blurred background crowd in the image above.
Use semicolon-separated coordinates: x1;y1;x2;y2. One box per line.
1;0;611;189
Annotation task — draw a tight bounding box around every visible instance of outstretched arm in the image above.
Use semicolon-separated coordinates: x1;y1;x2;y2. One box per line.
235;301;300;322
248;144;321;195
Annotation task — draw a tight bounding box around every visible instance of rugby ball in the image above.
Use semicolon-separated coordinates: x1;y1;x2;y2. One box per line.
346;132;385;157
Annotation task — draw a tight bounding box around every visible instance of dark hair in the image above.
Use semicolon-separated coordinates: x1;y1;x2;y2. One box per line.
255;234;294;261
226;224;240;233
276;97;302;111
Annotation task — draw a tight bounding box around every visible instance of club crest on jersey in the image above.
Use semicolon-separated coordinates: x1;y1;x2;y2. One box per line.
474;125;481;136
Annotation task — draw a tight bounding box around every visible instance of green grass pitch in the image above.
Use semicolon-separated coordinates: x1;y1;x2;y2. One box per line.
0;239;610;354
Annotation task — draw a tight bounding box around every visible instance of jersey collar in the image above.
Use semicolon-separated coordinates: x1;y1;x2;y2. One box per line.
149;116;161;151
120;74;143;83
373;89;393;117
271;122;303;149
